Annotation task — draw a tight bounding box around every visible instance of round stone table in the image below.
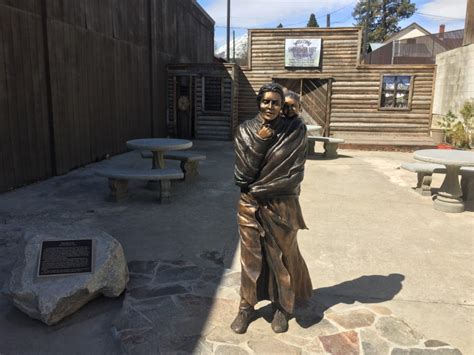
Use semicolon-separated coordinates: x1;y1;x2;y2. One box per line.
414;149;474;213
126;138;192;169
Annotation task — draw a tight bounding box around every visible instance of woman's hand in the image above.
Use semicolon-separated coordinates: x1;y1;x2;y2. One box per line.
257;124;274;139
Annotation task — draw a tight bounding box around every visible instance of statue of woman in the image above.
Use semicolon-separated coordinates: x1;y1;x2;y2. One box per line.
231;83;313;334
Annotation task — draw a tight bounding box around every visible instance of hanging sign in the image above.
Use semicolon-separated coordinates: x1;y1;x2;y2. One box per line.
285;38;322;67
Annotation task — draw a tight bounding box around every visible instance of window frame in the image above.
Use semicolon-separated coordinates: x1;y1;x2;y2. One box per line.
378;74;414;111
202;76;224;114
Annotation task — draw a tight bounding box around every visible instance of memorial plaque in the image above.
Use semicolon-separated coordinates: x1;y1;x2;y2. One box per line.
38;240;94;276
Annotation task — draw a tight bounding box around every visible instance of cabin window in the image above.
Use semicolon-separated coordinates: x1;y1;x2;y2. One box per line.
379;75;412;110
203;76;223;112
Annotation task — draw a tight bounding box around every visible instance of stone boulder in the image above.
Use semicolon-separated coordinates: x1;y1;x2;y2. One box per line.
4;225;129;325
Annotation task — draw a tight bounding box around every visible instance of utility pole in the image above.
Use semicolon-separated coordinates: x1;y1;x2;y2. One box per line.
363;0;371;55
326;14;330;27
232;30;236;62
226;0;231;62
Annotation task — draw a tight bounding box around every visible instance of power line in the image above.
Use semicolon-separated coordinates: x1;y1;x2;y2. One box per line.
324;3;355;16
216;3;356;29
216;4;465;30
212;2;355;21
216;25;249;29
332;17;354;25
284;20;308;27
416;12;464;21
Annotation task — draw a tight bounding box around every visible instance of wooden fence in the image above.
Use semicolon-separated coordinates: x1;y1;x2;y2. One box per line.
0;0;214;192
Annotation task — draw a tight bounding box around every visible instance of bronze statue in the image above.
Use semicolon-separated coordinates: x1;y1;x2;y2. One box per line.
283;91;302;119
232;83;312;334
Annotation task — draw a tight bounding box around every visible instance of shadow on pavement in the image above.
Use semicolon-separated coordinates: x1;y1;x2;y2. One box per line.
257;273;405;328
431;188;474;212
307;154;353;161
0;141;240;354
464;201;474;212
298;273;405;328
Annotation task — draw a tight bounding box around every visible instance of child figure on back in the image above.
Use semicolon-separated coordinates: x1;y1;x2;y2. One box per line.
283;91;302;120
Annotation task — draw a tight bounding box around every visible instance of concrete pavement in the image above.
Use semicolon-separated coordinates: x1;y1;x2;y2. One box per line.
0;141;472;354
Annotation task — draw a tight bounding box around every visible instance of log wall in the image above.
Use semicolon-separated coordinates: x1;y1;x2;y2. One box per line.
167;63;238;141
239;28;435;136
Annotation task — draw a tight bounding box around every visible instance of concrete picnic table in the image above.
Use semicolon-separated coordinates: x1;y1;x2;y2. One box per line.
306;124;322;136
414;149;474;213
126;138;192;169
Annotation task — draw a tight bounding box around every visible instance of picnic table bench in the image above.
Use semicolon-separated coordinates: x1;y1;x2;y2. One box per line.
96;167;183;203
401;162;474;201
141;150;206;179
400;163;447;196
307;136;345;158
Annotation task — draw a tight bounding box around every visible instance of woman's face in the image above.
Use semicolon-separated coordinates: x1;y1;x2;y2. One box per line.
259;91;282;122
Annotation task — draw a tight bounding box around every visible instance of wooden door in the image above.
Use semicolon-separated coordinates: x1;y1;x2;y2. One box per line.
301;79;332;136
175;76;194;139
274;78;332;136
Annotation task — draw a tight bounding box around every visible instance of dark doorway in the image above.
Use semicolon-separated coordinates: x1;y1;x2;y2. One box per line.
274;78;332;136
175;76;194;139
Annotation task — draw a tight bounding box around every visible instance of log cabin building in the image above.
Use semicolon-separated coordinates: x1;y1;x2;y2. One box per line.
1;6;438;192
168;27;437;149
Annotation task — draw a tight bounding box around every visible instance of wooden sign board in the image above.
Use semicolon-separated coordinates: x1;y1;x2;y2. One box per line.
38;240;94;277
285;38;322;67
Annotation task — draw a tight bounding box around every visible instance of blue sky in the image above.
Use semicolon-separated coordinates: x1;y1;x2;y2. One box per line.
196;0;467;48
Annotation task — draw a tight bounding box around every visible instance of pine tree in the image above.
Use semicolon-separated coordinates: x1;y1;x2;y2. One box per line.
352;0;416;43
307;13;319;27
277;23;283;28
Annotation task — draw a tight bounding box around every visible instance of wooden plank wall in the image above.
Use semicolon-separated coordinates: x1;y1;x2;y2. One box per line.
225;64;240;137
151;0;214;136
239;28;435;136
47;0;151;174
0;1;52;191
0;0;214;191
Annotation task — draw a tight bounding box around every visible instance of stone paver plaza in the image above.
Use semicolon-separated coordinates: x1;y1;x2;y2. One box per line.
0;141;472;354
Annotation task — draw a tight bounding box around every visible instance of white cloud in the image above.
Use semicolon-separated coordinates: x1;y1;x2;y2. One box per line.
205;0;357;28
418;0;467;20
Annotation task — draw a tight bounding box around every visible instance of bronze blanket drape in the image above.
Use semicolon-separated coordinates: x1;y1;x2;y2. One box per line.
234;115;312;314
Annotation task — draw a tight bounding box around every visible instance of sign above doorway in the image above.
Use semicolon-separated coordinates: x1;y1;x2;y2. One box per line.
285;38;322;67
